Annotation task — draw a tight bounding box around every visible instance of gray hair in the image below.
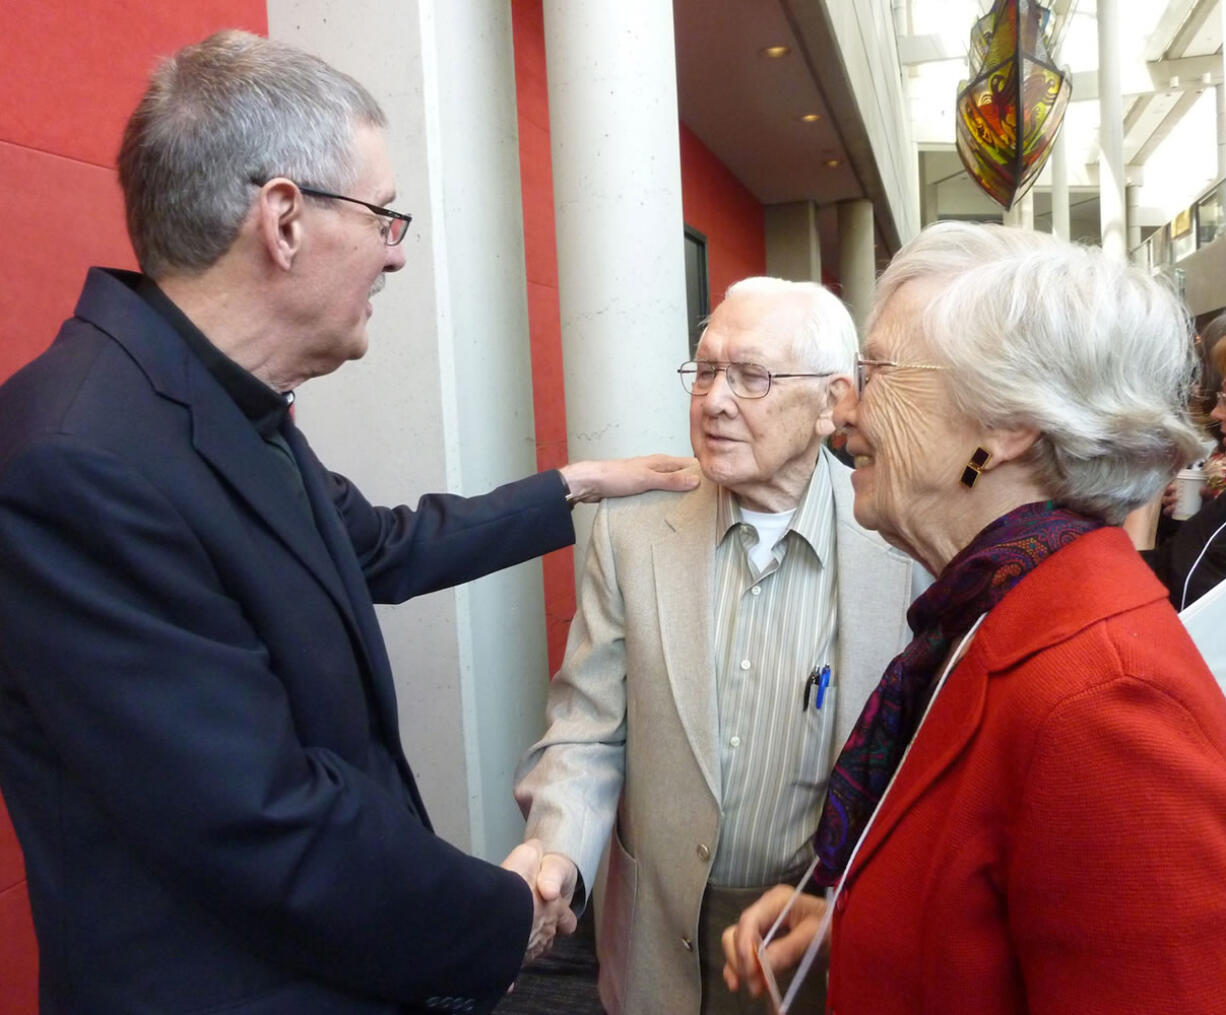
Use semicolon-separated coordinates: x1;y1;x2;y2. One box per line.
723;276;858;375
118;29;387;278
871;221;1202;524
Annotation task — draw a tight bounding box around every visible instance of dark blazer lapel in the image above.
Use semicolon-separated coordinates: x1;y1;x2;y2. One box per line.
284;428;400;726
186;371;359;622
77;269;359;631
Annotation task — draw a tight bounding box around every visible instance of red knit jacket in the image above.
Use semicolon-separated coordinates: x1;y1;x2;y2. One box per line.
827;527;1226;1015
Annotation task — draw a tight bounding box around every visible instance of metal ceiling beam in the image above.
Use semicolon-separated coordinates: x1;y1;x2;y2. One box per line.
1072;53;1223;100
1144;0;1205;61
897;0;1079;67
1166;0;1219;58
1125;0;1215;174
1129;88;1204;165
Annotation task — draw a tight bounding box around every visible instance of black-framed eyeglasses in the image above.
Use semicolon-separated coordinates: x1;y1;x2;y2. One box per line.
249;177;412;245
677;360;835;400
855;357;948;394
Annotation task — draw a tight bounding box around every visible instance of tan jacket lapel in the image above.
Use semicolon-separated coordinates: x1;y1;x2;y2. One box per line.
653;481;722;803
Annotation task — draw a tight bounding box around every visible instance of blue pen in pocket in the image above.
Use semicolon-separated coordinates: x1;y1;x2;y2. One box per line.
803;664;832;711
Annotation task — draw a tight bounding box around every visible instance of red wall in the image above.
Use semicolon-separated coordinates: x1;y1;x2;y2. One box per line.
678;124;767;307
0;5;268;1010
512;0;576;676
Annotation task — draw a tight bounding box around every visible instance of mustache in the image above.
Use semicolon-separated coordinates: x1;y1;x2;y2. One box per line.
369;275;386;299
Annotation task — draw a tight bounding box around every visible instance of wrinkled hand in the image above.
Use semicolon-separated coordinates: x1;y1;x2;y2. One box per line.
559;455;699;504
721;885;827;999
500;841;579;965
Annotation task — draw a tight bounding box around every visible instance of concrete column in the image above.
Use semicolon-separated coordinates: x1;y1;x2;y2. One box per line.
765;201;822;282
1003;193;1035;230
1126;184;1142;258
920;153;939;227
542;0;691;562
1220;0;1226;181
1097;0;1126;260
1216;83;1226;181
1051;125;1071;240
267;0;548;860
837;199;875;330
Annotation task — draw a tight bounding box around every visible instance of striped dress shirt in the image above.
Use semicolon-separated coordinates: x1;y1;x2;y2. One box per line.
708;459;839;887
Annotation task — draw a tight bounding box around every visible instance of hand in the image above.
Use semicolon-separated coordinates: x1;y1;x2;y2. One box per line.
559;455;699;504
532;852;579;953
500;841;579;965
721;885;827;999
1161;481;1179;517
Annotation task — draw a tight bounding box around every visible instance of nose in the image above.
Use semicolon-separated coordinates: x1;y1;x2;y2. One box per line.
833;384;860;431
701;369;739;414
384;241;407;274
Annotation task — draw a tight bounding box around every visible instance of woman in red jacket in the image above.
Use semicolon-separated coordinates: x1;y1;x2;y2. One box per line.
722;222;1226;1014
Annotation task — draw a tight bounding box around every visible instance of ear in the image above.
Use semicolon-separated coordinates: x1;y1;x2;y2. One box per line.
253;179;305;271
814;374;853;439
981;423;1041;468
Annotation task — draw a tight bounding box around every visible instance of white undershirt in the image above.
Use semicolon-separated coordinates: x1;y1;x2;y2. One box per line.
738;507;796;575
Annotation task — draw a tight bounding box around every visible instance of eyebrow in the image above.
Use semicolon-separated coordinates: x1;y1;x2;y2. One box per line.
696;349;772;363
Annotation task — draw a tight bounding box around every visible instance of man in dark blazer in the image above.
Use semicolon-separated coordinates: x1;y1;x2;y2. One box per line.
0;30;692;1015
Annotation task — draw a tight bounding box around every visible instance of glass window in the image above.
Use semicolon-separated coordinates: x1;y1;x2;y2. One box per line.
684;227;710;358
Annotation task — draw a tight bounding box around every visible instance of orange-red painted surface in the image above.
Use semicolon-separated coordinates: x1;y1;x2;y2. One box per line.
0;5;268;1010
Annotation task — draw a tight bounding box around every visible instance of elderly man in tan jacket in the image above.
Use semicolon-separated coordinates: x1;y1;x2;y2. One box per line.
514;277;924;1014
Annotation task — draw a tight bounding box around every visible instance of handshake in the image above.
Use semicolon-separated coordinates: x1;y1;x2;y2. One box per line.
500;839;581;965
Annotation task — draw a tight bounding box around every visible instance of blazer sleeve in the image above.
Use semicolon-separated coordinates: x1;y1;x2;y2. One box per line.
514;499;628;895
311;449;575;605
1006;667;1226;1011
0;435;531;1008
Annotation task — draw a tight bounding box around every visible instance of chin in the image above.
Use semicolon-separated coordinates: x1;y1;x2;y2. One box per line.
851;499;879;534
697;458;745;490
345;329;370;361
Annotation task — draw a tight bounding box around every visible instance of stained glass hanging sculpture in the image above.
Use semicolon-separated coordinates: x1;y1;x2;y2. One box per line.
955;0;1071;210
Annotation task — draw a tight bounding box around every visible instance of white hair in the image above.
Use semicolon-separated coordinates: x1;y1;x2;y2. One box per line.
871;221;1202;524
723;276;858;375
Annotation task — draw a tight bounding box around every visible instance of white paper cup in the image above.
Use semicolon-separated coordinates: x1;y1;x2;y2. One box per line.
1173;468;1206;521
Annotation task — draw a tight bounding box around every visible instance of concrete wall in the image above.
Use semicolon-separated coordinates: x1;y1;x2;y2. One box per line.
268;0;546;861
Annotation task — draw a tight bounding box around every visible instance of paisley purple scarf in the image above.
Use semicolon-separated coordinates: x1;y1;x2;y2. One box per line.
812;501;1102;886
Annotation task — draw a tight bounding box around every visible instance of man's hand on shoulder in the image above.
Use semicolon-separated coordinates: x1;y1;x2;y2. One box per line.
559;455;699;504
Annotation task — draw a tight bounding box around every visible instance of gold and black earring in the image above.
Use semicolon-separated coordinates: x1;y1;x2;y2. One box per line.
961;447;992;488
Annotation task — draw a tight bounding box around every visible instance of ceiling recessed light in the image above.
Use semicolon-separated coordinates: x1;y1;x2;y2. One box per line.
798;113;822;123
761;45;791;58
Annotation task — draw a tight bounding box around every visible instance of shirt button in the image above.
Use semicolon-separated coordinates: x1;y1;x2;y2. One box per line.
729;735;741;748
750;585;762;596
697;843;711;862
681;936;694;951
739;659;751;671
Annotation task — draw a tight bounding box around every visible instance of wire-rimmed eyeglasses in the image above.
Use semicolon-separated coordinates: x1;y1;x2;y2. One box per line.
678;360;836;400
855;357;948;394
248;177;412;246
